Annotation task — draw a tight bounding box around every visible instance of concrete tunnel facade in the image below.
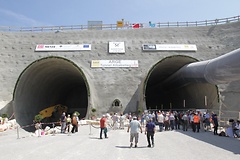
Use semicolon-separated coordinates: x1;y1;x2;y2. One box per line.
0;20;240;129
13;54;219;130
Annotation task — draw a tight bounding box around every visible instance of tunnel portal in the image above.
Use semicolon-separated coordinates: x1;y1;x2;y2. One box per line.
145;55;219;111
13;57;89;131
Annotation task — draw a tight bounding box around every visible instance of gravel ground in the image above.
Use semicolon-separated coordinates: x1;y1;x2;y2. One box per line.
0;125;239;160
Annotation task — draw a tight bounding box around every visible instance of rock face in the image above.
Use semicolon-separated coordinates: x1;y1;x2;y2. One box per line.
0;21;240;128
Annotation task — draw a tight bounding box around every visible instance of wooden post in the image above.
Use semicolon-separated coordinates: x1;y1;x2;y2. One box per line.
204;96;207;106
17;125;20;139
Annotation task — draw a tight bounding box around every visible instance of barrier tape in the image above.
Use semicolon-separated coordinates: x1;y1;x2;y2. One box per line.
15;119;86;139
18;119;84;129
8;113;14;120
12;116;86;129
19;121;60;129
90;124;100;129
19;124;35;129
90;123;113;130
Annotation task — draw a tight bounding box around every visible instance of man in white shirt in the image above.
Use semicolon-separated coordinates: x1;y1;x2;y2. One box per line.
157;111;164;132
182;113;189;131
112;113;118;130
127;116;143;148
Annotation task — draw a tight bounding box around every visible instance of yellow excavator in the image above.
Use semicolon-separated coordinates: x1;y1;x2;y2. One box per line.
39;104;68;122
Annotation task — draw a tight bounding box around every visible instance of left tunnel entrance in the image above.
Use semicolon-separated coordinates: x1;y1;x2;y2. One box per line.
13;57;89;131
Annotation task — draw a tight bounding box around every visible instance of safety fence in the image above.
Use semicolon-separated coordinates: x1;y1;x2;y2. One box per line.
0;15;239;32
16;121;61;138
14;119;115;139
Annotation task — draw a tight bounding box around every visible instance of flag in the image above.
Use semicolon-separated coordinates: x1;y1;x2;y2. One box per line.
149;22;156;27
132;23;140;28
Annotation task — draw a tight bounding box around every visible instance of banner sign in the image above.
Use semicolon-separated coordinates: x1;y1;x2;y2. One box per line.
35;44;91;51
109;42;125;53
91;60;138;68
142;44;197;51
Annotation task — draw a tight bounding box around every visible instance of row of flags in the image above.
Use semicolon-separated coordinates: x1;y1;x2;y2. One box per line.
117;21;156;29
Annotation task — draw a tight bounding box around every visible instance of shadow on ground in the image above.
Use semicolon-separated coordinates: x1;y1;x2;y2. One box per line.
176;129;240;155
115;145;148;149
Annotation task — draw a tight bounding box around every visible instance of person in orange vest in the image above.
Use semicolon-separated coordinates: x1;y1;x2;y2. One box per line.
193;113;200;132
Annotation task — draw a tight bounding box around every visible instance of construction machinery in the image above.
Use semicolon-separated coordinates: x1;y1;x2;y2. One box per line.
39;104;68;122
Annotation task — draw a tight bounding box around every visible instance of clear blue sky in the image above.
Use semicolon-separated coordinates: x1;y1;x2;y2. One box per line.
0;0;239;27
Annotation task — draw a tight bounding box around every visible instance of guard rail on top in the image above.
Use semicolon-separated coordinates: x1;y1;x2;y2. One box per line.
0;15;239;32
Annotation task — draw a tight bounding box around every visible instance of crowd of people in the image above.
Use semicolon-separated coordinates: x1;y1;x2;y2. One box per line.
228;119;240;138
101;110;212;132
98;110;240;146
57;110;239;148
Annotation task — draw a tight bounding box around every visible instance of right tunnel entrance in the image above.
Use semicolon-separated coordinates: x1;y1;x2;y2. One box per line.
145;55;219;111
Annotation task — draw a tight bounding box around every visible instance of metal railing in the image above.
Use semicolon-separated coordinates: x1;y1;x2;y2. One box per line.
0;15;239;32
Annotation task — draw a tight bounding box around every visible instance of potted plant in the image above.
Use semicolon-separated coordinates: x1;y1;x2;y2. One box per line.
34;114;43;130
1;113;8;124
91;108;97;120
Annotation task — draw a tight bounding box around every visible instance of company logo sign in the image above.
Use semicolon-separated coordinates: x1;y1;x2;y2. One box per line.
109;42;125;53
35;44;91;51
142;44;157;50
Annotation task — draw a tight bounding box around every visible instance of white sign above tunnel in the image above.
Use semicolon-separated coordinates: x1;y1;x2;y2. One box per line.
35;44;91;51
142;44;197;51
109;42;125;53
91;60;138;68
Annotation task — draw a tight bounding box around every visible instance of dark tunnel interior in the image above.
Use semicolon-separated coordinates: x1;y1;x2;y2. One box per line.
145;55;219;111
13;57;88;131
